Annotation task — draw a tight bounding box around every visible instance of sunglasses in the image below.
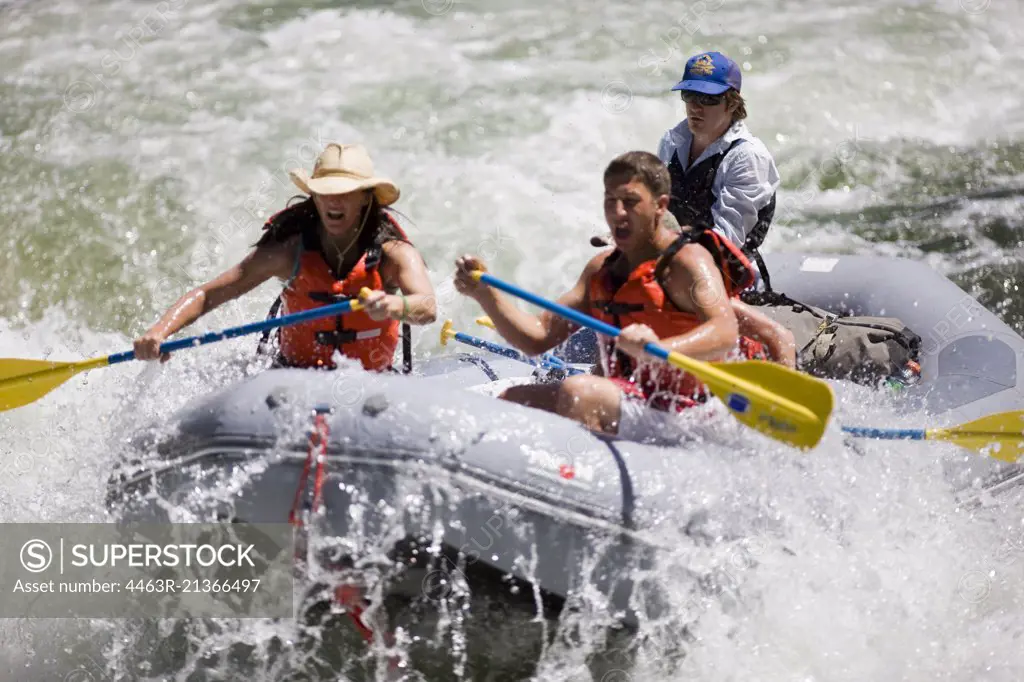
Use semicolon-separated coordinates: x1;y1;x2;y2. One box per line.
680;91;725;106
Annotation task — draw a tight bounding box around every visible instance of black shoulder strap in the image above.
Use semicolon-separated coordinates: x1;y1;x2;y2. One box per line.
600;249;631;293
256;294;284;357
364;244;383;271
401;322;412;374
650;232;709;314
653;232;699;283
749;248;773;293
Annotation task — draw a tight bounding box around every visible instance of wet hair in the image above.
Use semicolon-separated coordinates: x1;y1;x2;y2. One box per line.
725;90;747;122
255;193;411;253
603;151;671;198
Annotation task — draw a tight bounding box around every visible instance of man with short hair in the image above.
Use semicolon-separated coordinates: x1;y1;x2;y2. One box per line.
453;151;768;443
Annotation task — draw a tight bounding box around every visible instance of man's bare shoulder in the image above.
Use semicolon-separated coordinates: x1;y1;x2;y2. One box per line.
660;242;727;313
662;241;718;279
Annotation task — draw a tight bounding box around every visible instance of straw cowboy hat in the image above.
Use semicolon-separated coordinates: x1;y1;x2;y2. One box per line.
289;143;400;206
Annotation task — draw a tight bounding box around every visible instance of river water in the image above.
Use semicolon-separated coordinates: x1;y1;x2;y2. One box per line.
2;0;1024;679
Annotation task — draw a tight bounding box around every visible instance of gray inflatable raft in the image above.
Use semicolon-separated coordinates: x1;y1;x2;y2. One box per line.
107;252;1024;629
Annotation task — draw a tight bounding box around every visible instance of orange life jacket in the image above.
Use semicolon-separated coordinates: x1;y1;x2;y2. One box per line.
276;212;409;371
588;230;766;411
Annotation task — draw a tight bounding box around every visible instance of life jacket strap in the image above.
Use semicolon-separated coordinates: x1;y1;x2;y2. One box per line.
593;300;645;316
307;291;354;304
401;322;412;374
747;246;773;292
314;328;383;346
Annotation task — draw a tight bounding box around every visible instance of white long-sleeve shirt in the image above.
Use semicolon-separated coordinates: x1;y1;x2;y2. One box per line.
656;120;780;249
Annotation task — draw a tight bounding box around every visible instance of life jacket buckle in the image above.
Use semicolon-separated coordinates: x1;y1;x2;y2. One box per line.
315;329;358;346
596;301;645;316
308;291;353;304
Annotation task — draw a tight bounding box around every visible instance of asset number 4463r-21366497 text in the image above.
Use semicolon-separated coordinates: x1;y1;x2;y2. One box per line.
124;579;261;593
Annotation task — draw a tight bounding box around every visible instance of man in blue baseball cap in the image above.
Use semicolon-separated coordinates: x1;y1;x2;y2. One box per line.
657;51;780;290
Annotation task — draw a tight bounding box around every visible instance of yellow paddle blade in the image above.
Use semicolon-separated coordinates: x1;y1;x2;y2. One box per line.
0;357;108;412
440;320;455;347
0;358;69;382
927;410;1024;463
666;353;834;450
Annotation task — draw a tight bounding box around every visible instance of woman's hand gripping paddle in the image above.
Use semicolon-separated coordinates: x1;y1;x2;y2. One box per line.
0;292;371;412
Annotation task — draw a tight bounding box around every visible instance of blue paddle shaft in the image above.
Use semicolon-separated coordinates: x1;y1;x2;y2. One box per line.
106;299;360;365
477;272;670;361
452;331;583;375
454;332;559;365
841;426;926;441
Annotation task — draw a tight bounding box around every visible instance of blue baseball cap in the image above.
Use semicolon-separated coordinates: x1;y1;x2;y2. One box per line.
671;52;742;95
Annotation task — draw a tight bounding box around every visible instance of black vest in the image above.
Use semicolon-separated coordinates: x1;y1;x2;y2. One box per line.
667;138;776;290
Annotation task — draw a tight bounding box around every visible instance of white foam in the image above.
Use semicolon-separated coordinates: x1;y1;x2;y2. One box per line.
4;0;1024;677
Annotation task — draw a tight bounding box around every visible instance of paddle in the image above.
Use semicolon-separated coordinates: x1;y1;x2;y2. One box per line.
479;317;1023;462
473;316;572;370
842;411;1024;463
469;270;835;450
440;320;585;375
479;318;1024;462
0;292;370;412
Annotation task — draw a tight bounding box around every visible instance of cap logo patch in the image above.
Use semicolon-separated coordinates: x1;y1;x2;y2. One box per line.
689;54;716;76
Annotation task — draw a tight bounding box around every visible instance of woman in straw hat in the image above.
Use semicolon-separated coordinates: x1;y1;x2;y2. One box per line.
134;143;437;371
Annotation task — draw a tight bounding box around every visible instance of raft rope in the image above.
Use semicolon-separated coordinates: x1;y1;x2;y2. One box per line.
288;407;330;527
288;406;376;643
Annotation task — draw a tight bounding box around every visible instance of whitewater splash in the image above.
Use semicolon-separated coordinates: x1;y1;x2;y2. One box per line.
3;0;1024;679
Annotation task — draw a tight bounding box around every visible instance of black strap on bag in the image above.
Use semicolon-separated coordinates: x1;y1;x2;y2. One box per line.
748;247;773;293
740;290;923;386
